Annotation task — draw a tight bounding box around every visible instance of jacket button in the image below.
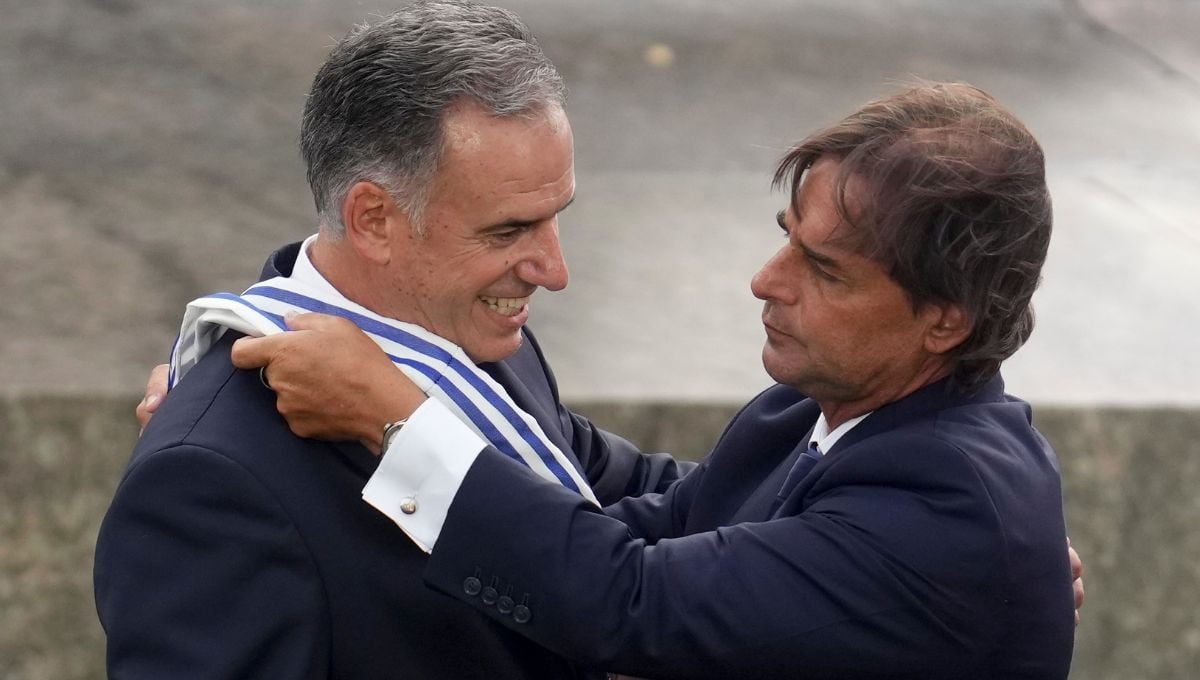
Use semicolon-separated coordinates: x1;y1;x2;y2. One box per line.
497;594;515;615
463;576;482;597
512;604;532;624
481;577;499;605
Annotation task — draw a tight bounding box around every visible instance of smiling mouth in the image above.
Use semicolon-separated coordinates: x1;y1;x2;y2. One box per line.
480;295;530;317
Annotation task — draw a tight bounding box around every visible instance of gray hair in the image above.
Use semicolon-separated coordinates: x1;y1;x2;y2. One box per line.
774;81;1053;391
300;0;566;235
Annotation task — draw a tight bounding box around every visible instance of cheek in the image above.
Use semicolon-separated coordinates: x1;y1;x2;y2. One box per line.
853;309;922;357
799;305;867;363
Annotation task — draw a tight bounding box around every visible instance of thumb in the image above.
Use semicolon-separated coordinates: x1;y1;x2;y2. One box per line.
231;334;284;370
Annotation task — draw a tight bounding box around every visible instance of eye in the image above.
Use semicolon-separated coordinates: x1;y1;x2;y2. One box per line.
806;256;841;283
487;228;522;245
775;210;789;236
811;265;838;282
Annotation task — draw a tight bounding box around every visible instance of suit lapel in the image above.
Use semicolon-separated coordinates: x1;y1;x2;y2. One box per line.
478;344;579;474
728;437;815;524
767;377;1009;517
685;389;820;532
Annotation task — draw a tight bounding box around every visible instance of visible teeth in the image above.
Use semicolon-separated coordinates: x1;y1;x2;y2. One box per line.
479;295;530;316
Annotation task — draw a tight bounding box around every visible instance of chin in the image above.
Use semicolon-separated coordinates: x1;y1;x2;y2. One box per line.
465;334;525;364
761;347;792;383
762;355;814;392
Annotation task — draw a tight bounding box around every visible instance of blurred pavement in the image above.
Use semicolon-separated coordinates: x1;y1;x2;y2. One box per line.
1;0;1197;404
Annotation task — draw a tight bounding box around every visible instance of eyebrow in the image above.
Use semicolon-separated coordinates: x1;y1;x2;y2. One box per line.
798;241;842;271
490;196;576;230
776;207;806;229
778;208;842;270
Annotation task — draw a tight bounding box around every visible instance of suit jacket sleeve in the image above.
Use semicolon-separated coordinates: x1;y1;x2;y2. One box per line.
94;444;328;679
517;328;697;503
421;438;1052;680
562;406;696;502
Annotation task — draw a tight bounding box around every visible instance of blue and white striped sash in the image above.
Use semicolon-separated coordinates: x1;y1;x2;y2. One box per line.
168;276;598;504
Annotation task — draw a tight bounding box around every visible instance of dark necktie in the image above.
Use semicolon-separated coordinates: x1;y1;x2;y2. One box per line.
776;441;824;504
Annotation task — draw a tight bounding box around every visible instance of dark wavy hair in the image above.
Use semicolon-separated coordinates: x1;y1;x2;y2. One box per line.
774;81;1052;391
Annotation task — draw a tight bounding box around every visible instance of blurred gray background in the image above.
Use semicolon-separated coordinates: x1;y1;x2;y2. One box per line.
2;0;1198;678
3;0;1198;405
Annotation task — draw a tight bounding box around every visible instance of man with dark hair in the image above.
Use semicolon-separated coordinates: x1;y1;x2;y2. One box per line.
236;81;1075;678
94;3;687;678
769;82;1052;393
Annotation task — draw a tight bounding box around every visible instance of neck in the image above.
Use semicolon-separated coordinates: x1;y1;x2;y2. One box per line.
817;361;952;430
307;235;394;318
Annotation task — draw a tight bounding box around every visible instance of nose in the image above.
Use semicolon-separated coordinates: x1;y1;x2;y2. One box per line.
751;245;790;303
516;220;570;291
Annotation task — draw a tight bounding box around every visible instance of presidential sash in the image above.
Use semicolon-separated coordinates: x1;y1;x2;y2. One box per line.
169;276;598;504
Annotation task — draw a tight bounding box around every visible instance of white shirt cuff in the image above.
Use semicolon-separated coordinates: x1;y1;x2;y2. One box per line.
362;398;486;553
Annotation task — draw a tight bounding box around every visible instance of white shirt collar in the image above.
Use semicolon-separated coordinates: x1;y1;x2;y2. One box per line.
289;233;337;293
810;411;872;455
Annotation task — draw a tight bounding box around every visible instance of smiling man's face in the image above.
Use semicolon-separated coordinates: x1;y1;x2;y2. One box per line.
383;102;575;363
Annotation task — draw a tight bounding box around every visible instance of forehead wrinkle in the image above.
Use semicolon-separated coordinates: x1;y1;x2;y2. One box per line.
496;163;574;195
804;162;873;256
496;164;574;214
797;238;841;268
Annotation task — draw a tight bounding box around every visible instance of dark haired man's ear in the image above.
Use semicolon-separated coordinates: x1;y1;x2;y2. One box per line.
924;303;972;355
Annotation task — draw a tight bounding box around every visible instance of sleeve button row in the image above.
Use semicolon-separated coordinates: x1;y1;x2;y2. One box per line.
481;577;500;605
463;569;482;597
497;591;515;615
461;569;533;624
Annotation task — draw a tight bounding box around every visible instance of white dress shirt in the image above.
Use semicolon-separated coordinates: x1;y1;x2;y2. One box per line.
809;411;871;455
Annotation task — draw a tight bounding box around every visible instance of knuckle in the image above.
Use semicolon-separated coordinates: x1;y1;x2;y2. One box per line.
276;398;296;417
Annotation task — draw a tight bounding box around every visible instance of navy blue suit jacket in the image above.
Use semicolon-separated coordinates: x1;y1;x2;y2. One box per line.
425;377;1075;679
93;243;689;679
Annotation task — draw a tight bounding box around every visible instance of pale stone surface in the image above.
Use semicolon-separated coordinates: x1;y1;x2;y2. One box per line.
1;0;1197;404
0;397;131;680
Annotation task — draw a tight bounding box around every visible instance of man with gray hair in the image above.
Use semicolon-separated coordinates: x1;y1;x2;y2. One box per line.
94;3;686;678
